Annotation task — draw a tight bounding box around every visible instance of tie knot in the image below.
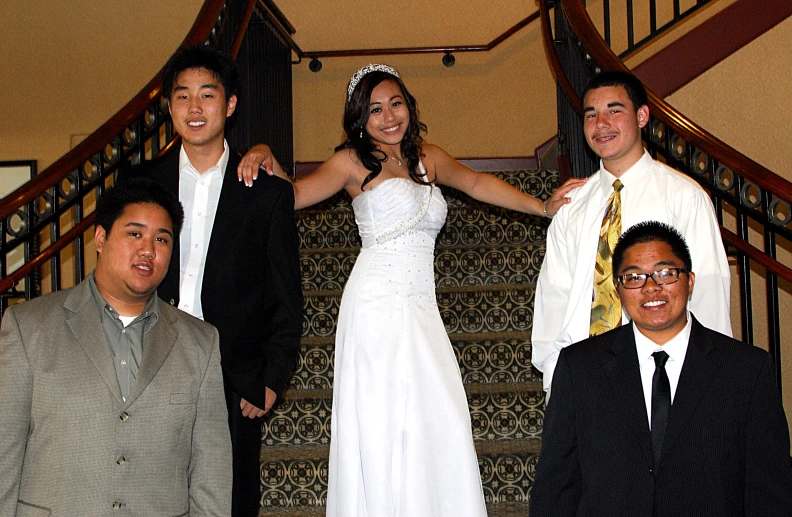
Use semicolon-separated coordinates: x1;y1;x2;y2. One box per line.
613;179;624;192
653;350;669;368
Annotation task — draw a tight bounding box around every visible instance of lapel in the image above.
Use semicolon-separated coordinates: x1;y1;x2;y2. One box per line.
123;305;179;407
203;152;243;291
132;150;182;305
658;318;717;462
601;324;654;467
157;152;182;306
64;281;124;404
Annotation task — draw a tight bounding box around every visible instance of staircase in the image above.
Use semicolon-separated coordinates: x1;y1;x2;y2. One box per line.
258;167;560;516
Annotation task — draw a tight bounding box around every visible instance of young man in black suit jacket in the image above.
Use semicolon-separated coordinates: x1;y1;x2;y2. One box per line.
530;221;792;517
118;45;303;517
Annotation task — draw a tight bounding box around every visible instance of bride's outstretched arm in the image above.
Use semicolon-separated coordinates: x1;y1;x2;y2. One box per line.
237;144;356;210
427;145;585;217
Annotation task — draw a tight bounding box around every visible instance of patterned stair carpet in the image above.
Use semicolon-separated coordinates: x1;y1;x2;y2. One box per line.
258;169;559;517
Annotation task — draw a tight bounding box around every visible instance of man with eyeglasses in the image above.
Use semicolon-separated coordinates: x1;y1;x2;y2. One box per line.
531;71;732;398
530;221;792;517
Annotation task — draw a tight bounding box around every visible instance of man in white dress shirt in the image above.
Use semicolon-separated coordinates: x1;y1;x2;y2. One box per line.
531;70;731;396
530;221;791;517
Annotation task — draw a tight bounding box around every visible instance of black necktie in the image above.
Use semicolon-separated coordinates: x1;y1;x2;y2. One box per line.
651;351;671;466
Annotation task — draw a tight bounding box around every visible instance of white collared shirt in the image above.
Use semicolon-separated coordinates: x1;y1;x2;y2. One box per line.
532;151;732;393
178;141;229;320
634;315;692;428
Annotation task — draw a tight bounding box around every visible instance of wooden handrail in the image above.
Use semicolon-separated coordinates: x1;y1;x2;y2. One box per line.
721;228;792;284
297;12;539;60
560;0;792;206
539;2;582;116
0;0;231;223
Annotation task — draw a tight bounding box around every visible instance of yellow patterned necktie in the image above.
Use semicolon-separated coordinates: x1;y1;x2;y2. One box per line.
590;179;624;336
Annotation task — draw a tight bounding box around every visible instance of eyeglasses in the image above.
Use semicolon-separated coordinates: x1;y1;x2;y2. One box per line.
615;267;688;289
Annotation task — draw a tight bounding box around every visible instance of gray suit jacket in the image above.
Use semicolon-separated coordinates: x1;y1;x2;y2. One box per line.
0;280;232;516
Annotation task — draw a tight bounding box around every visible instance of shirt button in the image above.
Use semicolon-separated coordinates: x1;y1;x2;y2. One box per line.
112;502;123;509
119;412;129;421
194;244;199;248
116;456;126;465
120;360;127;366
198;212;202;216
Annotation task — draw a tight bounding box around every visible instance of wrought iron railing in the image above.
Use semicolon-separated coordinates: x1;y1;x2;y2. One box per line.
0;0;297;311
542;0;792;392
586;0;712;58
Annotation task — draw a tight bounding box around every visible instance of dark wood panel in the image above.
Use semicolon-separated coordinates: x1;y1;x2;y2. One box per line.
633;0;792;97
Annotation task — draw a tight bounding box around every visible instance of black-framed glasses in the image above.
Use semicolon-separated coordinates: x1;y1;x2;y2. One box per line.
615;267;688;289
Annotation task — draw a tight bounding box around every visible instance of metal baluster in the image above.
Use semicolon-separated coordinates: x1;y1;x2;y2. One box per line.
627;0;634;51
763;194;782;392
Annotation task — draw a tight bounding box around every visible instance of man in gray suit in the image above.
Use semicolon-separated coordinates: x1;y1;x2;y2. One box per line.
0;178;232;516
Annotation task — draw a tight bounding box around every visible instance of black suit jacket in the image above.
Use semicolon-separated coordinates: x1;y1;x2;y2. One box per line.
118;150;303;407
530;318;792;517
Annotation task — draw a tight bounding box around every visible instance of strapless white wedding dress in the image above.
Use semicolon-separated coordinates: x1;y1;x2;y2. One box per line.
326;176;487;517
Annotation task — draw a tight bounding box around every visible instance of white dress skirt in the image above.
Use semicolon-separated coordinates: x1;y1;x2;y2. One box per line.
326;176;488;517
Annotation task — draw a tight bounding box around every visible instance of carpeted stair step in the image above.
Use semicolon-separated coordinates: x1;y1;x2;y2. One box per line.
287;333;542;391
300;243;546;292
302;168;560;211
258;440;540;512
258;501;532;517
302;284;537;338
263;382;545;449
298;206;550;250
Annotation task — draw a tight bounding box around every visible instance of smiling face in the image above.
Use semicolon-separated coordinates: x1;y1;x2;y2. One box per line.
168;67;237;156
364;79;410;148
583;85;649;176
94;202;174;315
616;241;695;344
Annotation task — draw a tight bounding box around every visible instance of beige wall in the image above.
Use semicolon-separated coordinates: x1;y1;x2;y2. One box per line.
667;15;792;176
280;1;557;162
290;28;556;162
665;16;792;440
0;0;204;170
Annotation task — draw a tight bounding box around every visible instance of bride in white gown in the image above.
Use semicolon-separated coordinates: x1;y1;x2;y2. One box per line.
239;64;583;517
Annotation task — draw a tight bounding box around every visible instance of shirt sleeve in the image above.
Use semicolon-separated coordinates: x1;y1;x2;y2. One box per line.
673;187;732;337
532;207;574;393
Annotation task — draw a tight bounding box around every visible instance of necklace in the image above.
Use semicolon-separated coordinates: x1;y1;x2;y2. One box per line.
389;155;403;167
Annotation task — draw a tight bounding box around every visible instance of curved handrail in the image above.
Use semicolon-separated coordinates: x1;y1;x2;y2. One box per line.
0;0;229;223
0;0;258;295
539;2;581;115
560;0;792;206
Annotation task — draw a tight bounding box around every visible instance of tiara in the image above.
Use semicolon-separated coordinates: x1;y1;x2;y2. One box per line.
347;64;401;100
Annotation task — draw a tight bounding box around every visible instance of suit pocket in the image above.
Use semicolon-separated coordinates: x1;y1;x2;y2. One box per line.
17;501;51;516
170;392;199;404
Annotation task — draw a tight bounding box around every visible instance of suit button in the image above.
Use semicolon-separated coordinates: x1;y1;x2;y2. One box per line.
116;456;126;465
112;501;123;509
119;412;129;421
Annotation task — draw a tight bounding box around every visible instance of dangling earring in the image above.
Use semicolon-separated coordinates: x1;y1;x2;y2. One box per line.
360;129;364;139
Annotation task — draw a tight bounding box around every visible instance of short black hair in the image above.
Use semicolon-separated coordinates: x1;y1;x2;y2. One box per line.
612;221;692;277
161;44;239;102
96;178;184;237
583;70;648;112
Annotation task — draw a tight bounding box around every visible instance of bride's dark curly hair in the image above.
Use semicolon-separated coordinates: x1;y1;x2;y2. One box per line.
335;70;429;190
